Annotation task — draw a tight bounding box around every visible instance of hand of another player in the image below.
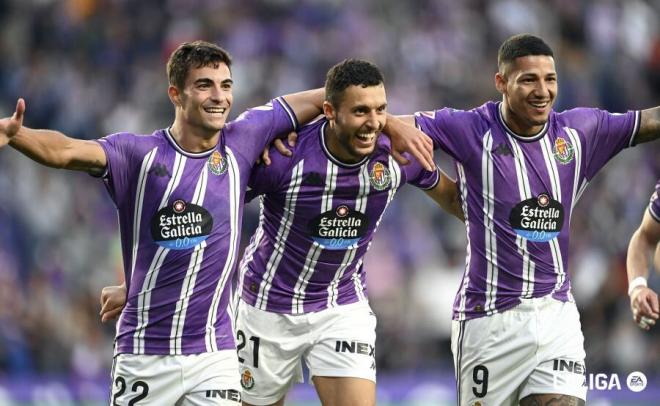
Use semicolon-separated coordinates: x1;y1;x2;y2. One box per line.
388;121;434;171
100;283;127;323
258;131;298;166
0;99;25;148
629;286;659;331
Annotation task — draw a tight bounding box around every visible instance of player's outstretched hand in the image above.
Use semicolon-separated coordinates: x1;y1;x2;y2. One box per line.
100;283;127;323
630;286;659;330
387;117;434;171
258;131;298;166
0;99;25;148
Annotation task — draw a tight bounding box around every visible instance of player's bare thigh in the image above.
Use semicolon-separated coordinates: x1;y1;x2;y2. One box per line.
520;393;585;406
312;376;375;406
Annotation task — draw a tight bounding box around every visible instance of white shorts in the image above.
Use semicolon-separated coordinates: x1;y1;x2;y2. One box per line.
110;351;241;406
235;299;377;405
451;296;587;406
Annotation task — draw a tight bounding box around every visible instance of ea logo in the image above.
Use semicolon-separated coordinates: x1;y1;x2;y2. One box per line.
626;371;647;392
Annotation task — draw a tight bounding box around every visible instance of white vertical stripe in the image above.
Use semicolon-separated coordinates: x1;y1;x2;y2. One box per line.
130;147;158;282
482;132;498;314
236;196;266;304
540;138;565;294
350;157;402;302
506;136;536;299
327;164;370;307
205;148;241;351
564;128;583;212
170;165;209;354
292;161;338;313
255;160;305;310
134;152;186;353
456;163;471;321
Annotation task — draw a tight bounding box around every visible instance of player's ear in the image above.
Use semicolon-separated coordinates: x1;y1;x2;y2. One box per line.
495;71;507;95
168;85;182;107
323;101;336;121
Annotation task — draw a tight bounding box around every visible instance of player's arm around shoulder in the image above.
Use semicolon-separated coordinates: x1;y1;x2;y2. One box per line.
637;106;660;144
424;172;465;222
1;98;107;175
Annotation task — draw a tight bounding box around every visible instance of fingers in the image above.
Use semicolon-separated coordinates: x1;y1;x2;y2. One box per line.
260;146;271;166
287;131;298;147
406;135;435;171
101;306;123;323
391;150;410;166
274;138;292;157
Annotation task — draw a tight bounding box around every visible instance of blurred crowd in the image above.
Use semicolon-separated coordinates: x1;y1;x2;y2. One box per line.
0;0;658;384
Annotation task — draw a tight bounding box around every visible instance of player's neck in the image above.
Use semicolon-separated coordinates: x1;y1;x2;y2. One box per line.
324;123;365;165
500;102;544;137
169;119;221;153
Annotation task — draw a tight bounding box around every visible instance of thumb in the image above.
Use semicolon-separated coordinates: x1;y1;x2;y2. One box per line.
14;98;25;123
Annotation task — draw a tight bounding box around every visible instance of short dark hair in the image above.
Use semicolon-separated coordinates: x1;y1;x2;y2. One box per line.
325;59;384;107
498;34;554;72
167;41;232;89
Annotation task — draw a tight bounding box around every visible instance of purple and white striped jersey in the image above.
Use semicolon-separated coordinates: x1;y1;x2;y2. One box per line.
97;98;297;355
238;118;439;314
650;180;660;223
415;101;641;321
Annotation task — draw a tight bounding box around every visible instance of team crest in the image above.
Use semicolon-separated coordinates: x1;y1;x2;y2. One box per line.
207;150;228;175
552;137;574;164
240;368;255;390
369;162;391;191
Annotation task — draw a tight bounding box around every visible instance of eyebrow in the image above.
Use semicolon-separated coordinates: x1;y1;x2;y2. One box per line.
194;78;234;85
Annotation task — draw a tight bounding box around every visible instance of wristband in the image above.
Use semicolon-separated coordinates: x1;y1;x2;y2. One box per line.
628;276;648;296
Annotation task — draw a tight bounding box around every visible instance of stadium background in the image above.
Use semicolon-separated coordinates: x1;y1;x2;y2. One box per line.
0;0;658;405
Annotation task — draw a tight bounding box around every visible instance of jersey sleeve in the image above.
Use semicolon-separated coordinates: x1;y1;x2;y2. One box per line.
245;144;295;203
650;181;660;223
227;97;298;163
572;108;641;180
400;153;440;190
96;132;138;207
413;108;481;163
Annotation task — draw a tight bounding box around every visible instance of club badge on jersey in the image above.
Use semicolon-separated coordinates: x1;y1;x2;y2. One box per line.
553;137;574;165
369;161;391;190
208;150;228;175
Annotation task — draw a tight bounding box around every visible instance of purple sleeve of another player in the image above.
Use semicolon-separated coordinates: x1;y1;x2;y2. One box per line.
650;180;660;223
568;108;641;180
399;153;440;190
96;132;137;207
226;97;298;163
413;108;480;163
245;143;297;203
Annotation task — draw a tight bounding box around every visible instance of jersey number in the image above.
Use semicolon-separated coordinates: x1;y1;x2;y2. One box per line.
472;365;489;398
236;330;261;368
112;376;149;405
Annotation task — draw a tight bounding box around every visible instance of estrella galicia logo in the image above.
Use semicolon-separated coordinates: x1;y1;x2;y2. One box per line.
308;205;369;250
509;193;564;242
207;150;228;175
553;137;574;164
151;199;213;250
369;161;391;191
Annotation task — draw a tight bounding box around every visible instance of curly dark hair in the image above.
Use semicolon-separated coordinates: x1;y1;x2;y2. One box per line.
325;59;384;107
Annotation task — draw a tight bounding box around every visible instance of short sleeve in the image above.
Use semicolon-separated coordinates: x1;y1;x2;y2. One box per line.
226;97;298;163
414;108;482;163
96;132;138;207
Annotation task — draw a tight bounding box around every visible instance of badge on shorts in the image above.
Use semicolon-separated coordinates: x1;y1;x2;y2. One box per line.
240;368;255;390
